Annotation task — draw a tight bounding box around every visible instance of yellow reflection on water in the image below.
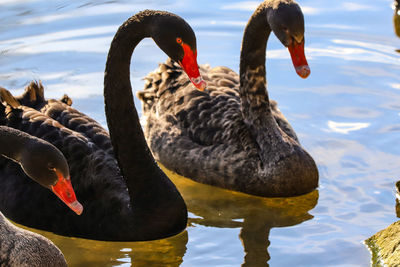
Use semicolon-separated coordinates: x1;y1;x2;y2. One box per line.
160;164;319;266
18;225;188;267
17;164;318;266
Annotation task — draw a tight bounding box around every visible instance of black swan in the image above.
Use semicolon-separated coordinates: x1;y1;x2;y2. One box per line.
138;0;319;197
0;10;206;241
0;126;70;267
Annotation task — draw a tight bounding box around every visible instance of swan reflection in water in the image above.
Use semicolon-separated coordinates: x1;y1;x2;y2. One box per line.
164;165;318;266
21;165;318;266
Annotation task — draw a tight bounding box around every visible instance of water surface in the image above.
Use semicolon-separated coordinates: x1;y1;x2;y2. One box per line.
1;0;400;266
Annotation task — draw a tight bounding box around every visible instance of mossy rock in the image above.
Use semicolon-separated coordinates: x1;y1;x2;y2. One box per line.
366;220;400;267
395;11;400;38
395;0;400;38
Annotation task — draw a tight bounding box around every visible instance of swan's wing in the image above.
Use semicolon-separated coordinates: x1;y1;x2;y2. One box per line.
269;100;299;142
6;105;91;156
0;87;20;108
138;59;296;146
13;81;46;109
144;112;259;189
139;59;251;147
39;100;113;155
14;82;113;154
0;87;18;125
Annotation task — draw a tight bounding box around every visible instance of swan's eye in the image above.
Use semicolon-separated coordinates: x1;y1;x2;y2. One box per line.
282;27;289;34
176;37;182;45
48;164;56;171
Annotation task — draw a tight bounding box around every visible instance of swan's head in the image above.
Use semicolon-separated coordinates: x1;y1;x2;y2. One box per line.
267;1;310;78
20;139;83;215
151;13;207;90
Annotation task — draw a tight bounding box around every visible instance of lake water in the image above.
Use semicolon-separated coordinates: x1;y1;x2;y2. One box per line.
1;0;400;266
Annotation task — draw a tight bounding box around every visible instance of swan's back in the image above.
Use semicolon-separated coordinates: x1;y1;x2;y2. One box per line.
15;82;113;154
0;212;67;267
139;59;298;147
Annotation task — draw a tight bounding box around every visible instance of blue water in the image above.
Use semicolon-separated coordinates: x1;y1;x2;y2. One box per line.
1;0;400;266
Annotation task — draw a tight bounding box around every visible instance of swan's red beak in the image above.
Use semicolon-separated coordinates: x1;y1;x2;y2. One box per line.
179;43;207;91
51;172;83;215
288;40;310;79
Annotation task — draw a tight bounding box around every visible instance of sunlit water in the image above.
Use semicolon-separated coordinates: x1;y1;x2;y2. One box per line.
1;0;400;266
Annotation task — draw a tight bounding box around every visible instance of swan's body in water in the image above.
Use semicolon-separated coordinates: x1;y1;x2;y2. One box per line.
0;10;205;241
0;125;80;267
138;0;319;197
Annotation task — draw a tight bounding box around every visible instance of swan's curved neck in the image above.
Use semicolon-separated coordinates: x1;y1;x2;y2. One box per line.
239;4;272;123
239;4;292;163
104;11;160;195
104;11;185;229
0;126;28;163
